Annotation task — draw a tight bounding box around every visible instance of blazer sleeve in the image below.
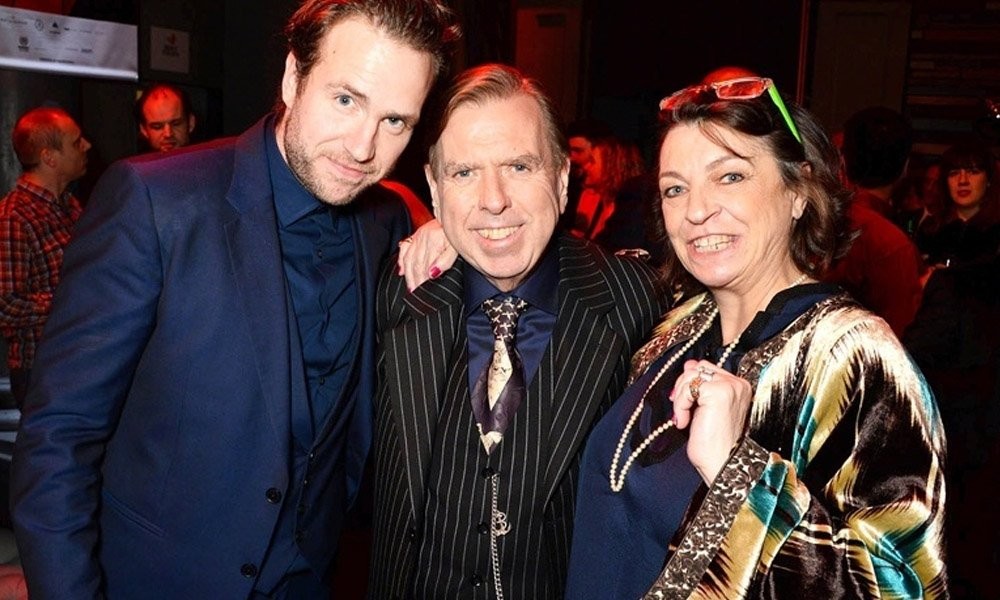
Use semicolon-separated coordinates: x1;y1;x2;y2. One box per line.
10;160;163;599
645;318;948;599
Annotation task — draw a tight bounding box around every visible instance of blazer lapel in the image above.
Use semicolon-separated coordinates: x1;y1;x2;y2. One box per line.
383;265;465;520
223;120;292;442
540;239;624;504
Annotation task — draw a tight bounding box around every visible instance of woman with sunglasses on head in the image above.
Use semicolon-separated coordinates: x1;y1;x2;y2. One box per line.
916;139;1000;268
565;77;947;599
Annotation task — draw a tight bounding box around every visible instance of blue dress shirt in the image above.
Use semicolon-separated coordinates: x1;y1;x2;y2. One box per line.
464;241;560;391
256;119;359;594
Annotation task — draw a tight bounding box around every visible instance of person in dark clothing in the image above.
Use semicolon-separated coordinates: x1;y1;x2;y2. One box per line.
916;139;1000;268
905;252;1000;600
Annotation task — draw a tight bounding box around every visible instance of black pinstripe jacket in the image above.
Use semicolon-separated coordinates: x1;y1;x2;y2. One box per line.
369;235;665;599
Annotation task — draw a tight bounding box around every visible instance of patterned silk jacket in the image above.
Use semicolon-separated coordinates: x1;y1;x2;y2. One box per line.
632;292;948;600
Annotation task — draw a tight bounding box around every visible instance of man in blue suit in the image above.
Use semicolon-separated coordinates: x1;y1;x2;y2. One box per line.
9;1;459;598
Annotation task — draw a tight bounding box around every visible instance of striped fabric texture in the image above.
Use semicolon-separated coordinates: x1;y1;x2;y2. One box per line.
369;235;664;599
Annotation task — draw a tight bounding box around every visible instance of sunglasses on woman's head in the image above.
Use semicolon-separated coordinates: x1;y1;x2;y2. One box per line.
658;76;803;145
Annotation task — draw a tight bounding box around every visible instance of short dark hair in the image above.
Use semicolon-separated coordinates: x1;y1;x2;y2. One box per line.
652;87;852;292
134;83;193;125
284;0;459;94
426;63;567;177
11;107;73;171
841;106;912;188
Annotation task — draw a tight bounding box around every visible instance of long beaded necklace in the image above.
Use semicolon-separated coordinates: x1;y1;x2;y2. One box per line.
608;274;807;492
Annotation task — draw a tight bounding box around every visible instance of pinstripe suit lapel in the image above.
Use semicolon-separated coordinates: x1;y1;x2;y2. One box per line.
383;265;465;521
540;238;624;504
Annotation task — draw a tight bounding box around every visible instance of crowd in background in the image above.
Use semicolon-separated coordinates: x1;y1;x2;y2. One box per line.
0;2;997;596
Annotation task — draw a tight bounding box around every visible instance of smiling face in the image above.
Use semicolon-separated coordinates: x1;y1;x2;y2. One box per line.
658;122;805;299
278;16;435;206
427;94;569;291
947;165;989;219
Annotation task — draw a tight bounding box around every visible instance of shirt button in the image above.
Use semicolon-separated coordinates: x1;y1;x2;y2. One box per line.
317;249;324;258
407;526;419;541
240;563;257;578
265;488;282;504
477;521;489;535
470;574;484;587
481;466;495;479
318;377;326;386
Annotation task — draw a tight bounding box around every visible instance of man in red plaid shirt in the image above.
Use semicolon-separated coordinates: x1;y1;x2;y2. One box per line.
0;107;90;408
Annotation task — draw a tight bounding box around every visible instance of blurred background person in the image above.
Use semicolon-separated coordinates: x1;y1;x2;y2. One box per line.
915;160;946;237
0;107;88;409
566;76;946;599
891;159;945;239
905;250;1000;600
135;83;197;153
916;139;1000;268
824;106;923;336
593;172;665;265
569;136;644;241
561;118;613;231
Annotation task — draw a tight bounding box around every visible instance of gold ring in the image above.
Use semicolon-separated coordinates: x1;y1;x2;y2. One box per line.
697;366;714;381
398;237;413;246
689;375;704;402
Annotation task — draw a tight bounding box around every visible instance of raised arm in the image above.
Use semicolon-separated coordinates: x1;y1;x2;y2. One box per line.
650;318;947;599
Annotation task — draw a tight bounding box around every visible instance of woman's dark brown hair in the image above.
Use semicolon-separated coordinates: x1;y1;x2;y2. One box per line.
651;89;853;292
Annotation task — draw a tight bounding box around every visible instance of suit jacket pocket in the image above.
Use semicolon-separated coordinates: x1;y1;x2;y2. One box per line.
102;488;166;538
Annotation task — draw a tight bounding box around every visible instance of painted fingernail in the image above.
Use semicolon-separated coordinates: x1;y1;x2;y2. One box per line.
429;266;441;279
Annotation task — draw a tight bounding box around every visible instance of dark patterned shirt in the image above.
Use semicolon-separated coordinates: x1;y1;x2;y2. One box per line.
0;175;82;369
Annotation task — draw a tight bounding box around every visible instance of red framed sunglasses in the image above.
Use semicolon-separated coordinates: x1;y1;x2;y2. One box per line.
658;77;802;144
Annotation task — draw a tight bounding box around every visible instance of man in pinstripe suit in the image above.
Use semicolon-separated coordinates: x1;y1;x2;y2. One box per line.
369;64;666;599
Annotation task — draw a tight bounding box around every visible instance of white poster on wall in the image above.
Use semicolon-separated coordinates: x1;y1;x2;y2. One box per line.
149;26;190;74
0;6;137;80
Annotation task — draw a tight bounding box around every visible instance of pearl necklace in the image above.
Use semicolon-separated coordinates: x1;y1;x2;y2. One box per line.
608;274;808;492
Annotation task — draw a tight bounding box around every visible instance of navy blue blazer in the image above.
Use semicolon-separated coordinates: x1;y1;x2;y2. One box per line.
10;117;410;599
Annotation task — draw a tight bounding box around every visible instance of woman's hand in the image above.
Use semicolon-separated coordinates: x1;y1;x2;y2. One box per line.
671;359;753;485
397;219;458;291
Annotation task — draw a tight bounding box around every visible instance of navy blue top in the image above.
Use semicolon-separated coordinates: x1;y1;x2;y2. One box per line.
464;241;560;388
565;283;837;600
268;126;358;439
256;121;359;592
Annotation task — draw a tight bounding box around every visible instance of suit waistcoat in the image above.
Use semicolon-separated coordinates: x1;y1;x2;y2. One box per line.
256;125;362;591
411;332;557;599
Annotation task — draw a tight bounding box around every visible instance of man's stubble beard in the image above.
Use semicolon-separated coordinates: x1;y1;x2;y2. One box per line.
282;108;384;207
